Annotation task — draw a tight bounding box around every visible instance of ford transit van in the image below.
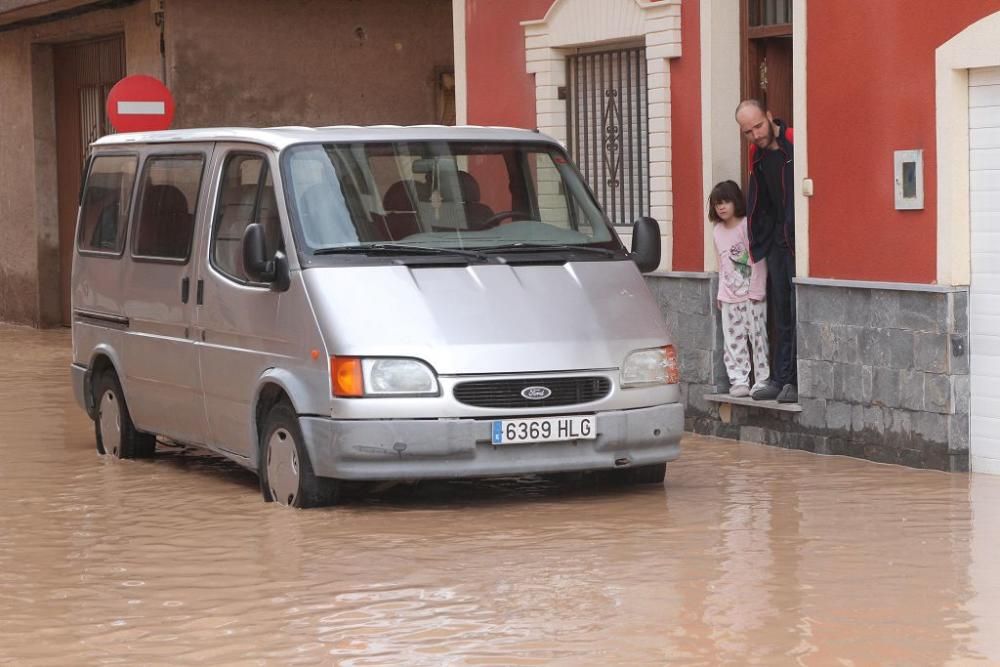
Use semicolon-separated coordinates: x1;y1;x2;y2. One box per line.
70;126;683;507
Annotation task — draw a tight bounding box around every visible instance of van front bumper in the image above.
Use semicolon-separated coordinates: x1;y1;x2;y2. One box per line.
299;403;682;481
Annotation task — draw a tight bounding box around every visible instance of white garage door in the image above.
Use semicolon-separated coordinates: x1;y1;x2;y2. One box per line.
970;66;1000;474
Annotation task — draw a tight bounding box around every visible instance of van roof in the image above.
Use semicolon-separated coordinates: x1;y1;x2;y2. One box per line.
91;125;558;150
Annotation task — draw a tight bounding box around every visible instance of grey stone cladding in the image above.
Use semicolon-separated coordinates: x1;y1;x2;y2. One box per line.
646;272;729;423
645;275;970;472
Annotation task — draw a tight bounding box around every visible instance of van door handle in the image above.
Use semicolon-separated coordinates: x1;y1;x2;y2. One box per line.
181;277;190;303
196;279;204;305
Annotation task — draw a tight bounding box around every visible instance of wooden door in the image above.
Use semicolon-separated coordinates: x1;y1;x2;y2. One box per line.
54;35;125;325
741;0;793;125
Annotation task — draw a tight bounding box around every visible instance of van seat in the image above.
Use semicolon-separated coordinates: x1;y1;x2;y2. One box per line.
381;180;422;240
136;184;193;258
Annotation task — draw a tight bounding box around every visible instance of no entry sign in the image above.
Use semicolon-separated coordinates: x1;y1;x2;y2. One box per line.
106;75;175;133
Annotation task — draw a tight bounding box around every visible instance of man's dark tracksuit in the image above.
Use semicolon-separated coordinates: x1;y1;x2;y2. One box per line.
746;121;796;387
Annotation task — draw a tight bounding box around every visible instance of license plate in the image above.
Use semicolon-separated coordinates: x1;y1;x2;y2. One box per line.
491;415;596;445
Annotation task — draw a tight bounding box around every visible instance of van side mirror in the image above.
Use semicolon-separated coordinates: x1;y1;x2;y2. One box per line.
242;223;289;290
630;216;661;273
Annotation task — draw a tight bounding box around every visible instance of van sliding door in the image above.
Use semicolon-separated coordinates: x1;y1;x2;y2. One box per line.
121;148;213;445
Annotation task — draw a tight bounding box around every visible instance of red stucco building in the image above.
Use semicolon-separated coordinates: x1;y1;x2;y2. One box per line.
453;0;1000;472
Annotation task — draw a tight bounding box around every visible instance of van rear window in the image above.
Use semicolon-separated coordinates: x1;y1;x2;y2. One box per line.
77;155;137;254
132;155;204;261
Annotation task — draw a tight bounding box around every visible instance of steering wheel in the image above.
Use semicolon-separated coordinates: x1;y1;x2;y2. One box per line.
479;210;532;229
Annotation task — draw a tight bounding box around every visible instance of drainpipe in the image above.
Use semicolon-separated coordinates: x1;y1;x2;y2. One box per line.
153;0;166;85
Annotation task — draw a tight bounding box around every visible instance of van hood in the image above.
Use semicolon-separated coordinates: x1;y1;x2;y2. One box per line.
302;260;671;375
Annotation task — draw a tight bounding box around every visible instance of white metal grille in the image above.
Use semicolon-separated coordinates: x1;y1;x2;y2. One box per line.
567;47;649;227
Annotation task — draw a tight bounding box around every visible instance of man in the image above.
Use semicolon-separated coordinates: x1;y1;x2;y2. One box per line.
735;99;797;403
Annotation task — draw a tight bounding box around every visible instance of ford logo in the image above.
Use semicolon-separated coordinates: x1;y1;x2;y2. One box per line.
521;386;552;400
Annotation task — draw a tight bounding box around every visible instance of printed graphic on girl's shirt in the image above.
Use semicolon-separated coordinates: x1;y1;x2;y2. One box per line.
722;240;751;298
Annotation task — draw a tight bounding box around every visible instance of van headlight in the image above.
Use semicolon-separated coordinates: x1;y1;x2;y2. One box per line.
621;345;680;387
331;356;439;397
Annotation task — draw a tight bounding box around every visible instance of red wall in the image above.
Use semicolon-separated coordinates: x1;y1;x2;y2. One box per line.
465;0;705;271
466;0;552;129
807;1;1000;283
670;0;703;271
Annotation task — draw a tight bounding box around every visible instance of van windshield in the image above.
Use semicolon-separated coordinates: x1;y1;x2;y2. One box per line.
281;141;624;255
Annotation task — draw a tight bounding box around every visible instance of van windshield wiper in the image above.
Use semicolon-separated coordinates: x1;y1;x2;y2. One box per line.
313;243;490;261
477;243;620;257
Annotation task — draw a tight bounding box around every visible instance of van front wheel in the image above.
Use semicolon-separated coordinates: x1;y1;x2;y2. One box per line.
93;370;156;459
259;402;339;508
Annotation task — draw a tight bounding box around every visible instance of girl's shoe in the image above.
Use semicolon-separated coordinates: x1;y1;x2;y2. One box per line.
729;384;750;398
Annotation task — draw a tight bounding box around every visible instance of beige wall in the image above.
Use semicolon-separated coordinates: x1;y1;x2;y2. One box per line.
0;28;39;323
0;1;160;325
0;0;453;325
166;0;453;128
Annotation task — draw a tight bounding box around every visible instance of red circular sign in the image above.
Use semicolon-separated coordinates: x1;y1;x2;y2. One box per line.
106;75;175;133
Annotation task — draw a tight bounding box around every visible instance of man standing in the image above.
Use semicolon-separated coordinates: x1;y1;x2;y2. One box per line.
735;99;797;403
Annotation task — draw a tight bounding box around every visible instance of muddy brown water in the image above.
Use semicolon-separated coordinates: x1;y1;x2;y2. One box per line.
1;325;999;665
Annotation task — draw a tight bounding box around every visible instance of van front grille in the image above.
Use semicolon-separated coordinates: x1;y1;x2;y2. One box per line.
453;376;611;408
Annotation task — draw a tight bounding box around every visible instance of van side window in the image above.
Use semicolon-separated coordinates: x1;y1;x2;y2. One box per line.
77;155;137;254
211;154;281;282
132;155;204;261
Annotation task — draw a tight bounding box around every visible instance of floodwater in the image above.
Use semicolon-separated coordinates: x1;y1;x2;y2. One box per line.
1;325;999;665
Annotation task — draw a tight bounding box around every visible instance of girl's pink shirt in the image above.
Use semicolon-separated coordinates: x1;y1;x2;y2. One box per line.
713;217;767;303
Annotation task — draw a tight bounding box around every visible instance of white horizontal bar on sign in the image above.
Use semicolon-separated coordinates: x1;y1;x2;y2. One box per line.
117;101;166;115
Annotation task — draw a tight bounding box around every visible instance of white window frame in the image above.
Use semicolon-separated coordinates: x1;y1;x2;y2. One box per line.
521;0;682;270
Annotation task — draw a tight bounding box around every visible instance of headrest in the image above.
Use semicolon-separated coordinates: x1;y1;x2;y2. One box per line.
144;184;189;214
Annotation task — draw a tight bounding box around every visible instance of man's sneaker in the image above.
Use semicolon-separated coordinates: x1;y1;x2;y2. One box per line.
751;382;781;401
777;384;798;403
729;384;750;398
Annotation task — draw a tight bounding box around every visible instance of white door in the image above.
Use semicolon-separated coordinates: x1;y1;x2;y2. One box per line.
969;66;1000;473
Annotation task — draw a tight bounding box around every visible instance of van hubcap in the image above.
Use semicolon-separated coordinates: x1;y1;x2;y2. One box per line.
266;428;299;506
99;390;121;457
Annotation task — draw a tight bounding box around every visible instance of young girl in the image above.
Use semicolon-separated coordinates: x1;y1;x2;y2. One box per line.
709;180;770;398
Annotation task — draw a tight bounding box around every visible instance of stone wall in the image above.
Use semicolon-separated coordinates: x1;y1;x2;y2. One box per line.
646;273;728;425
794;281;969;471
646;274;971;472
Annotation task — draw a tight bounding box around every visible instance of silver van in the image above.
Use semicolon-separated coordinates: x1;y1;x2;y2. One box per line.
70;126;683;507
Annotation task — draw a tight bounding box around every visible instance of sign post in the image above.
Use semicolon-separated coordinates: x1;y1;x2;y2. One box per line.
106;75;175;133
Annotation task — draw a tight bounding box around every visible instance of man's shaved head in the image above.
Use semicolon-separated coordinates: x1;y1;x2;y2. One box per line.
735;99;777;150
735;99;766;118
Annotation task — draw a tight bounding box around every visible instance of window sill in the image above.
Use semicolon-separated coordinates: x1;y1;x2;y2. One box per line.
703;393;802;413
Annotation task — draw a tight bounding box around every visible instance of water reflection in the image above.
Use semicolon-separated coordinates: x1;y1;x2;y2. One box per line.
0;324;996;664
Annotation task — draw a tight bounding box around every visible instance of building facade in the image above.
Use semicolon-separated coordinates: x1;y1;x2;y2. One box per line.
4;0;1000;472
0;0;453;325
456;0;1000;473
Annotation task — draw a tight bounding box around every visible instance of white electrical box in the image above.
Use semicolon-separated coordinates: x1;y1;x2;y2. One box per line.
894;149;924;210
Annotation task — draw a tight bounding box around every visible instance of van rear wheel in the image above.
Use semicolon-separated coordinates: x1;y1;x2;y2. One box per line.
259;402;339;508
93;370;156;459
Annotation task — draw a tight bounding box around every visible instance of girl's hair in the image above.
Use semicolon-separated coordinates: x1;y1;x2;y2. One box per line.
708;180;747;222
